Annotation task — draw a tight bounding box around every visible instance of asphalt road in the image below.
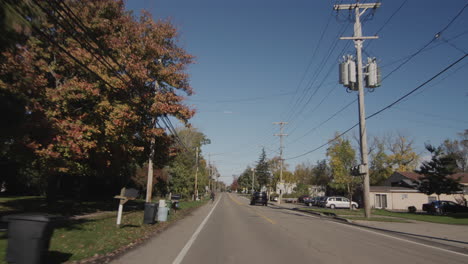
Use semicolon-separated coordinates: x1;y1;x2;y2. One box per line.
113;193;468;264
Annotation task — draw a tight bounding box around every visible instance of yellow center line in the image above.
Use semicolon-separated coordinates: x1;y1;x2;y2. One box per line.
228;194;276;225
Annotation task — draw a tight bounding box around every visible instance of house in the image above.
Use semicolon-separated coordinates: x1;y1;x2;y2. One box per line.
276;182;296;195
370;172;468;211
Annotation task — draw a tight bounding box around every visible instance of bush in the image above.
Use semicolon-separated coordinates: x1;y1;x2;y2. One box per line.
408;206;417;213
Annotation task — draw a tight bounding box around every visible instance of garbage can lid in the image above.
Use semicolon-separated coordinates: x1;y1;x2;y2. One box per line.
2;213;60;222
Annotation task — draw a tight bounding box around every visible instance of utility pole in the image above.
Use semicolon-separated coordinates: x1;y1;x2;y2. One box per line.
194;147;199;200
146;80;161;203
334;1;380;219
251;168;255;194
273;122;288;205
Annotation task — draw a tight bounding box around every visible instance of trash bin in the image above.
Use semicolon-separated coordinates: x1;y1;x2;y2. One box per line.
2;214;59;264
143;203;158;224
157;206;168;222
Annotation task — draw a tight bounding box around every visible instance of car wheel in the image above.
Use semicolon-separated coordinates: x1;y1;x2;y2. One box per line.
330;204;336;209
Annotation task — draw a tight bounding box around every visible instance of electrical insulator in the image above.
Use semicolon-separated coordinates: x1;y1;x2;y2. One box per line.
366;57;381;88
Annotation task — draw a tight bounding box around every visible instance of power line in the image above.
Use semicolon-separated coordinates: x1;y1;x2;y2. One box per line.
286;53;467;160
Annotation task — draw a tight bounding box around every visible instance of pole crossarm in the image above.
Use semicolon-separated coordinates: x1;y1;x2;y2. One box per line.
333;3;381;10
340;36;379;40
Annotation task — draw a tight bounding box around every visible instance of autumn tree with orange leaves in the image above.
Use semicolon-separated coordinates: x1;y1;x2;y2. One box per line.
0;0;195;199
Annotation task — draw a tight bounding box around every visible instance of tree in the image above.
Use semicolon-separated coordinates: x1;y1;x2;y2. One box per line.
417;145;462;201
369;138;392;185
293;162;313;185
386;133;419;172
167;128;210;197
440;130;468;172
311;160;331;186
326;134;357;209
237;166;257;192
0;0;195;199
269;156;294;190
255;148;271;188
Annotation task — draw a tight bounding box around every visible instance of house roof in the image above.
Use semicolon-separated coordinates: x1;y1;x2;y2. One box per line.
370;186;419;193
396;171;468;184
396;171;423;181
452;173;468;184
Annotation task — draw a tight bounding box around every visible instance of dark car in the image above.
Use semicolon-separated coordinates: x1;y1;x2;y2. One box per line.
303;197;315;206
250;192;268;206
298;195;310;203
422;200;468;215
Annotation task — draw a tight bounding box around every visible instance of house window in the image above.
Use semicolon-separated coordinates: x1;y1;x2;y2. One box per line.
428;196;437;202
401;194;408;199
375;194;387;209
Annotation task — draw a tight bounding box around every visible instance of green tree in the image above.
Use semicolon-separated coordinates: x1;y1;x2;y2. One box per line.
237;166;257;192
255;148;271;188
311;159;331;186
369;139;392;185
326;134;357;208
167;128;210;197
417;145;462;201
294;162;313;185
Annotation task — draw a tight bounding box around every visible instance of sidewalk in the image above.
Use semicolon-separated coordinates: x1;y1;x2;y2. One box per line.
270;201;468;250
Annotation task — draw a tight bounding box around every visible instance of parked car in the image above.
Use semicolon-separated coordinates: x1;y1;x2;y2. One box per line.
298;195;310;203
316;196;328;207
422;200;468;215
303;197;315;206
250;191;268;206
270;194;278;202
322;196;358;209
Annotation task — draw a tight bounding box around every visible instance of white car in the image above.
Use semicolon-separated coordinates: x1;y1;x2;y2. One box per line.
323;196;358;209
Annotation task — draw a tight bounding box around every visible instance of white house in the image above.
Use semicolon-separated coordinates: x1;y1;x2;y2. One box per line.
370;172;468;211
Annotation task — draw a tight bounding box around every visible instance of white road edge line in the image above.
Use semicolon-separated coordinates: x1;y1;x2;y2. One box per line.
172;195;221;264
292;210;468;258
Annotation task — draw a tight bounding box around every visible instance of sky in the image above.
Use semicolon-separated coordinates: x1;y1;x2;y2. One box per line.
125;0;468;184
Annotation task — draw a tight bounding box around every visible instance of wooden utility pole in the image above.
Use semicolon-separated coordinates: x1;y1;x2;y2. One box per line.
194;147;199;200
251;168;255;193
146;122;155;203
273;121;288;204
334;1;380;219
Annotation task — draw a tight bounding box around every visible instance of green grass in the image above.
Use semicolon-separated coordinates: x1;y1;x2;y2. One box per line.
301;208;364;216
0;199;208;264
299;208;468;225
343;216;410;223
372;209;468;225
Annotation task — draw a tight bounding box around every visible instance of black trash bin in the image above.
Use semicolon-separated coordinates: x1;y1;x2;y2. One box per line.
2;214;58;264
143;203;158;224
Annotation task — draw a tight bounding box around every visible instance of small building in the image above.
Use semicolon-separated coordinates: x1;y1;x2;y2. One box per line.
276;182;296;195
370;171;468;211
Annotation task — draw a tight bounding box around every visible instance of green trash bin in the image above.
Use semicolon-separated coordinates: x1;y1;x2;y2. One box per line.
143;203;158;224
3;214;59;264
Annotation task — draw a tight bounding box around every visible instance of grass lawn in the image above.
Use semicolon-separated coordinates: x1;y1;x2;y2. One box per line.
343;216;410;223
300;208;364;216
300;207;468;225
0;198;208;264
373;209;468;225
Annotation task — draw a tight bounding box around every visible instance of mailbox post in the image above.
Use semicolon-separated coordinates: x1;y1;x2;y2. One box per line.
114;187;138;227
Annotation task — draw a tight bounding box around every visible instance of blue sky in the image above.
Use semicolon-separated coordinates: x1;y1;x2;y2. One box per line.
125;0;468;184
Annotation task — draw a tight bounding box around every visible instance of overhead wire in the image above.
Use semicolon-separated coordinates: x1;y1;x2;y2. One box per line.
286;53;467;160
